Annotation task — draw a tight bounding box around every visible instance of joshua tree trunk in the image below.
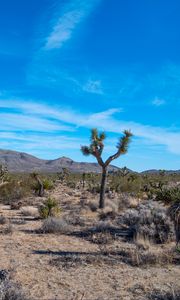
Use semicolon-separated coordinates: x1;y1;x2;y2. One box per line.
99;167;107;209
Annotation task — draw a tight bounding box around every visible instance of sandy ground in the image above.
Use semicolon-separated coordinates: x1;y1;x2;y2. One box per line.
0;184;180;300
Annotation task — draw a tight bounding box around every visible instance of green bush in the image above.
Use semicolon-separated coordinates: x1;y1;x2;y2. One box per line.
33;178;54;193
155;187;180;204
0;179;30;205
39;197;61;219
42;178;54;190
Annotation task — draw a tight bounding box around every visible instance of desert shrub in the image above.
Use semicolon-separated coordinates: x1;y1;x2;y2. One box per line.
40;217;70;234
118;193;140;210
118;201;175;243
10;201;22;210
42;178;54;190
90;231;114;245
0;182;24;205
0;271;29;300
86;221;118;245
32;177;54;195
88;200;98;212
148;288;180;300
64;213;85;227
120;247;177;267
0;216;6;225
99;209;117;221
1;223;14;235
39;197;61;219
155;187;180;204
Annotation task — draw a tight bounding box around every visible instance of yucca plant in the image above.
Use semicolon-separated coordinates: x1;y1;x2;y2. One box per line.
39;197;61;219
156;187;180;204
81;128;132;208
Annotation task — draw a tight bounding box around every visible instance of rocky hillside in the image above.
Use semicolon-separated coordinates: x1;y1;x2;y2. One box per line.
0;149;119;173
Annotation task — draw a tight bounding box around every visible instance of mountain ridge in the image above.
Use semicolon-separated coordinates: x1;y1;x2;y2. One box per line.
0;149;119;173
0;149;179;174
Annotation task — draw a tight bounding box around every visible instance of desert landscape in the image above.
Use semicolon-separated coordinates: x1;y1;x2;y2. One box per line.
0;1;180;299
0;150;180;300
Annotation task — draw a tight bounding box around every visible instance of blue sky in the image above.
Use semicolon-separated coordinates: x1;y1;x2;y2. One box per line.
0;0;180;171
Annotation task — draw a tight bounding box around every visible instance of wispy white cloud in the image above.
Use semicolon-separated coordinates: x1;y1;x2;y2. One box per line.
0;131;82;150
44;0;100;50
152;97;166;106
1;100;180;155
82;79;103;94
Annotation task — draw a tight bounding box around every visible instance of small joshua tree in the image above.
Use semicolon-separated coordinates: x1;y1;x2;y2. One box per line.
81;128;132;208
0;164;9;187
31;172;44;197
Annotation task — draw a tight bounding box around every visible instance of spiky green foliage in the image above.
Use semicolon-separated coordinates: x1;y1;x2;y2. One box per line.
116;130;133;154
81;128;106;160
105;130;133;167
81;128;132;166
39;197;61;219
155;187;180;204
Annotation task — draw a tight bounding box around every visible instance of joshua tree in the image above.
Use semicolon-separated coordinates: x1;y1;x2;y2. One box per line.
118;166;130;177
81;128;132;208
0;164;9;188
31;172;44;197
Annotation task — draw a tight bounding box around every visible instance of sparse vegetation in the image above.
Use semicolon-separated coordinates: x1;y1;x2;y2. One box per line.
0;167;180;299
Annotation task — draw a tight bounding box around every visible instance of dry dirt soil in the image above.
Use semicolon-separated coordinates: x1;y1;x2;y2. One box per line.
0;183;180;300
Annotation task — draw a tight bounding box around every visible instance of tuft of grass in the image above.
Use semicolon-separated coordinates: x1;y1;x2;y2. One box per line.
119;246;179;267
40;217;71;234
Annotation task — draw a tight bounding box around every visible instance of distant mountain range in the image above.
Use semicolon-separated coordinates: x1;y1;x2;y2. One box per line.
0;149;179;174
0;149;119;173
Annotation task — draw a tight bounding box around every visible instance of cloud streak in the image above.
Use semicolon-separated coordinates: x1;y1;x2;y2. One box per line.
44;0;100;50
0;100;180;155
152;97;166;106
